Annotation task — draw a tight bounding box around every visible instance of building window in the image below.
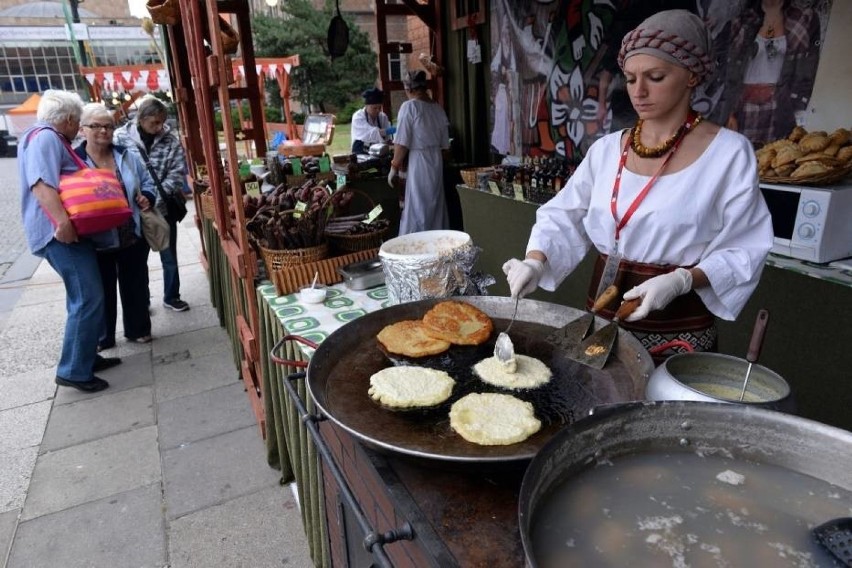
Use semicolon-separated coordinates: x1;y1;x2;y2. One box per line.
388;52;403;81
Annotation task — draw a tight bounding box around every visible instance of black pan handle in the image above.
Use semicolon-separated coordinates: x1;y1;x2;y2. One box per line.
270;334;319;368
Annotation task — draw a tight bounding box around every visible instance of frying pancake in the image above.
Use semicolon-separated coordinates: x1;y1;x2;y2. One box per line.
473;354;552;390
449;392;542;446
377;320;451;358
368;366;455;409
422;301;493;345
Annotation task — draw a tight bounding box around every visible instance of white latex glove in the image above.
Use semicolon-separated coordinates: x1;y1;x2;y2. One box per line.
502;258;545;299
387;167;398;188
622;268;693;322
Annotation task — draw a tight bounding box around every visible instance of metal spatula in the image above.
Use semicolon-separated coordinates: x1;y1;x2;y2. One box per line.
494;296;520;368
813;517;852;566
569;297;641;369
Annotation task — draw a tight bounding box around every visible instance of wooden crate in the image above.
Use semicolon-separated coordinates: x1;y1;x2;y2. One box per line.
269;247;379;296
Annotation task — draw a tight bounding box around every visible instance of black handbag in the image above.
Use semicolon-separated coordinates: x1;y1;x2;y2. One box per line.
164;191;188;223
136;144;188;223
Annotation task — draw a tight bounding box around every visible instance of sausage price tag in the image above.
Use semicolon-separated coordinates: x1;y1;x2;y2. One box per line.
245;181;260;197
364;205;383;224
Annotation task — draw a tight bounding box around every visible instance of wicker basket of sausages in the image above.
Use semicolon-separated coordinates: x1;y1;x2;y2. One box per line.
324;189;389;253
758;127;852;185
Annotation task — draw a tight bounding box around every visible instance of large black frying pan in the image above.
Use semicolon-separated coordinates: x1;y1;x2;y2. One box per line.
305;296;654;464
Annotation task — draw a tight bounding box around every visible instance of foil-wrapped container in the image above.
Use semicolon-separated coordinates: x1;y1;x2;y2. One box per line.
379;231;494;304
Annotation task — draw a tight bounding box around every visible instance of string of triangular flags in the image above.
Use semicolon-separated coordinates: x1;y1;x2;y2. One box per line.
81;61;296;93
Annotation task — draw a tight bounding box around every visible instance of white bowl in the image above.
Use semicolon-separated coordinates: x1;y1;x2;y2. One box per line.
298;285;327;304
378;230;471;261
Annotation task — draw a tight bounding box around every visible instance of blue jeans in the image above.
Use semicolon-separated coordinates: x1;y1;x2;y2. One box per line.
159;215;181;303
41;239;104;381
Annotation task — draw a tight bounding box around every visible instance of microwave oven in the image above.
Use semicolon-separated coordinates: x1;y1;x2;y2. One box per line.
759;182;852;263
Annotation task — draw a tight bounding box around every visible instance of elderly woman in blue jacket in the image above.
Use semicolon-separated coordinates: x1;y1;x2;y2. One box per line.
75;102;157;350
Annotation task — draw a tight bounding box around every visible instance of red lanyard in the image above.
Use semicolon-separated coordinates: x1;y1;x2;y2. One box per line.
610;112;700;242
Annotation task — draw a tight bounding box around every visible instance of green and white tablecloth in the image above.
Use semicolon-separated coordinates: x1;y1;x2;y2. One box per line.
257;282;393;356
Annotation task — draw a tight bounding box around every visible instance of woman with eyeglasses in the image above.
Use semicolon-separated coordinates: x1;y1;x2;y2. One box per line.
76;103;157;350
720;0;822;147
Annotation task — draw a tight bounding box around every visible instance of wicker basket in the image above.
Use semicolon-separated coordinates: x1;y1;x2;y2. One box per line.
326;226;389;253
199;191;215;220
260;243;329;274
199;192;234;220
219;16;240;54
461;167;494;188
269;247;379;296
324;189;388;253
760;164;852;186
146;0;179;25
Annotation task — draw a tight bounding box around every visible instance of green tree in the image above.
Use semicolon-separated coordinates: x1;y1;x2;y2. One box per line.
252;0;378;117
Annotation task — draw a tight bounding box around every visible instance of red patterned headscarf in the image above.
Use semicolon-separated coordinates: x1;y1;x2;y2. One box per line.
618;9;714;82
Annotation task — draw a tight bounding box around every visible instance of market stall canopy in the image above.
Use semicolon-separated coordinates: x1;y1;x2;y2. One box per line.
5;94;40;136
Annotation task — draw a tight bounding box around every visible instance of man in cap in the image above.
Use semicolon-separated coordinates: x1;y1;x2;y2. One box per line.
350;87;394;154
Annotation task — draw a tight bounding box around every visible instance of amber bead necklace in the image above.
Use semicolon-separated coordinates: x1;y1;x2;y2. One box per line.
631;111;703;158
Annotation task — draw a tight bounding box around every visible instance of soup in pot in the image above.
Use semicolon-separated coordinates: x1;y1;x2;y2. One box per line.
531;451;851;567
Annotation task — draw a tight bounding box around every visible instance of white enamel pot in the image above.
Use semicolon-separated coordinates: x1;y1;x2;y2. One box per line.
645;352;795;413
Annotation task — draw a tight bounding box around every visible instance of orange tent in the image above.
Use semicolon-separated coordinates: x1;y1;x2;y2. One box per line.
8;93;40;114
6;93;40;135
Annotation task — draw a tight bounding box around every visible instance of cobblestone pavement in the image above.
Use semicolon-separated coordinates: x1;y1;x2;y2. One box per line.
0;158;25;280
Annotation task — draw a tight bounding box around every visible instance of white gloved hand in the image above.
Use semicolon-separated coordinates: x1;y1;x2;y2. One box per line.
502;258;545;299
387;167;398;188
622;268;693;322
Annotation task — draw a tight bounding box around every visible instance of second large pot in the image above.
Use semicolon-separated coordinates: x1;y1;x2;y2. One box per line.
646;352;795;412
518;401;852;567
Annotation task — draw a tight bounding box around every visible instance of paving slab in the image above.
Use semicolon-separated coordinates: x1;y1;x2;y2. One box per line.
152;325;230;361
158;382;255;451
53;351;155;406
154;348;241;404
0;447;37;513
0;298;66;376
7;484;167;568
0;507;18;562
24;260;62;286
41;386;155;452
162;425;280;520
169;484;313;568
0;401;50;454
13;276;69;307
0;366;56;411
151;301;220;339
23;425;161;520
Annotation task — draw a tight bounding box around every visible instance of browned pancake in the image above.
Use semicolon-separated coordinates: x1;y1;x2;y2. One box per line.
421;301;493;346
376;320;451;358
